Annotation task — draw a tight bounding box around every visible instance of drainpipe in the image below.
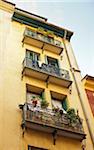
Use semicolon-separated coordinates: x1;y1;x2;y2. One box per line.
63;34;94;148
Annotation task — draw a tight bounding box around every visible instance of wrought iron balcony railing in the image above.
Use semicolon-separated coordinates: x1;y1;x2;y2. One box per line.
22;57;71;81
20;103;86;142
24;29;62;47
22;28;63;55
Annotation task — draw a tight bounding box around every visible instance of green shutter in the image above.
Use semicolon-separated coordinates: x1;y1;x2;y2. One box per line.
30;52;33;60
26;50;33;60
41;91;45;100
26;50;29;58
62;98;67;111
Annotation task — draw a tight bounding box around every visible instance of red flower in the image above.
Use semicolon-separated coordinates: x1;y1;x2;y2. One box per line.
32;100;37;107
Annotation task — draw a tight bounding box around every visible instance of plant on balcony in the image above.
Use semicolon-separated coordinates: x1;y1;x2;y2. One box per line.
46;30;54;38
52;106;64;119
37;27;45;34
67;108;79;127
37;27;54;38
52;106;59;113
41;100;49;109
31;95;39;107
32;99;37;107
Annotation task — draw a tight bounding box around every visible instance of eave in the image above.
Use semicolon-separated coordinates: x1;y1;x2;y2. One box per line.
12;8;73;41
83;75;94;82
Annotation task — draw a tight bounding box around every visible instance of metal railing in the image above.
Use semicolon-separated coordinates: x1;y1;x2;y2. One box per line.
22;57;70;80
24;28;62;47
22;103;84;133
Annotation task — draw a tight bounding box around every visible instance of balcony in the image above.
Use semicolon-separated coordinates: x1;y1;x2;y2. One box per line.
22;28;63;55
20;103;86;142
22;58;72;88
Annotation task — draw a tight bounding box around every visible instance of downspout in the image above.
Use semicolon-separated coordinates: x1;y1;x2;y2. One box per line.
63;32;94;148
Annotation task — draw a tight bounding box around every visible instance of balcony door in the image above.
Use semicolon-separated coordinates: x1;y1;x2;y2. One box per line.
26;84;44;108
51;91;68;112
27;92;42;108
26;50;40;62
47;56;59;68
52;98;67;112
46;56;60;75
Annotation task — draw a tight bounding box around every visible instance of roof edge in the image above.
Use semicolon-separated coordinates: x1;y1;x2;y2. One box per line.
14;7;73;35
82;75;94;81
12;8;73;41
15;7;48;22
0;0;15;13
2;0;15;6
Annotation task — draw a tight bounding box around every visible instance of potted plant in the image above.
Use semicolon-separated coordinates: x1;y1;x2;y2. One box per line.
31;95;38;107
67;108;77;127
52;106;59;113
37;27;45;34
41;100;49;109
46;30;54;38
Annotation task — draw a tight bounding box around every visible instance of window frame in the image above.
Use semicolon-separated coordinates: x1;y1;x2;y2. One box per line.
28;145;48;150
26;84;45;104
50;91;68;111
46;56;59;68
26;49;40;61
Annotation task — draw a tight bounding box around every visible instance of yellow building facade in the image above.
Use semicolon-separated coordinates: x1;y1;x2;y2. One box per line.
0;1;94;150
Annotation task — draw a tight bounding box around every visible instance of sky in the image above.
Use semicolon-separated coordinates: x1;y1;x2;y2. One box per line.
8;0;94;77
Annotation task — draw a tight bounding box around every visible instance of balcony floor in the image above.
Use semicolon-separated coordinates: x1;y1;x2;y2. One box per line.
25;120;86;141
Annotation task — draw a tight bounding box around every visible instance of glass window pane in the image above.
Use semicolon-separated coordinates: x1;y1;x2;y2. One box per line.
47;56;59;68
26;50;39;61
52;99;62;109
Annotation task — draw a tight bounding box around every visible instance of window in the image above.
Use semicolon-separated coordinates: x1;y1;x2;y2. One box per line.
62;98;68;111
52;98;67;112
52;98;62;109
26;84;44;107
47;56;59;68
28;145;48;150
51;91;68;112
27;92;42;105
26;50;40;61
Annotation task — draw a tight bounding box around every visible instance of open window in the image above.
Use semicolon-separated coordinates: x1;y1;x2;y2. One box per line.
46;56;59;68
51;91;68;112
26;50;40;61
26;84;44;107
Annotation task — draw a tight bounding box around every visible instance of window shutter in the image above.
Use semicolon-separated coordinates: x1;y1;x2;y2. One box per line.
62;98;67;111
26;50;33;60
45;55;48;64
26;50;30;58
41;91;45;100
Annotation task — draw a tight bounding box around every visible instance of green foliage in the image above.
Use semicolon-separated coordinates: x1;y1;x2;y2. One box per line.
37;27;54;37
67;108;77;126
41;100;49;108
32;95;36;99
46;30;54;37
67;108;75;115
37;27;45;34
